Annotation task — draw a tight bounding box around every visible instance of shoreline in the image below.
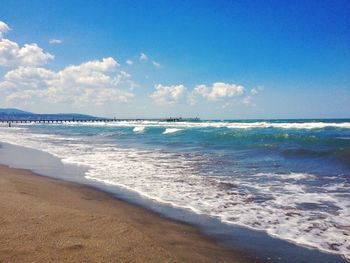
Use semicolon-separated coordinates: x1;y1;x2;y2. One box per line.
0;140;347;263
0;164;254;262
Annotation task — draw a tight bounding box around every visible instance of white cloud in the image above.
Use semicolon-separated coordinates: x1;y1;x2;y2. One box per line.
250;87;263;95
150;82;257;107
126;59;133;65
0;38;54;67
49;39;63;44
0;57;135;105
0;21;53;67
242;96;254;105
250;88;258;95
152;61;161;68
139;52;148;61
150;84;187;104
138;52;161;68
0;21;10;38
62;57;119;76
0;22;138;106
194;82;245;100
242;87;264;106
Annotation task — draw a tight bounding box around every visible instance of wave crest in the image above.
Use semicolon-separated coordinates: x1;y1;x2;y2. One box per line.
163;128;183;134
133;126;145;133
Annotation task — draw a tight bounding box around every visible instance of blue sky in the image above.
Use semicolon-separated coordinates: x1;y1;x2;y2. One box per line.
0;0;349;119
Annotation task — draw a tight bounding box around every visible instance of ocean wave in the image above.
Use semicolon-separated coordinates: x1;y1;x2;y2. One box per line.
256;172;316;180
0;126;349;260
133;126;145;133
227;122;350;130
20;120;350;130
163;128;183;134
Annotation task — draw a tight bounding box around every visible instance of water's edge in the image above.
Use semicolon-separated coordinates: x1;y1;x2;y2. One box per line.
0;141;346;263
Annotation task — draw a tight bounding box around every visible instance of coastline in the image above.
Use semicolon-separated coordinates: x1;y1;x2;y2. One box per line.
0;139;347;263
0;164;253;263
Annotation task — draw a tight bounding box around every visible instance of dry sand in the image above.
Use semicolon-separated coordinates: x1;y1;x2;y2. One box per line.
0;165;253;263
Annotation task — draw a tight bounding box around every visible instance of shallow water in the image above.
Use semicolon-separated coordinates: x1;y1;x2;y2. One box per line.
0;119;349;261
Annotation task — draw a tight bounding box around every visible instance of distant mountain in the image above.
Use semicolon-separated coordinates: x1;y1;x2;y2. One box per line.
0;108;98;120
0;108;32;115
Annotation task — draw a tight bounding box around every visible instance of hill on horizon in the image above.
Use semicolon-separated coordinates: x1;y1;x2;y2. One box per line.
0;108;97;120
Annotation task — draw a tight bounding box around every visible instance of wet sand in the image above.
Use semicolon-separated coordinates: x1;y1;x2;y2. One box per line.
0;164;253;263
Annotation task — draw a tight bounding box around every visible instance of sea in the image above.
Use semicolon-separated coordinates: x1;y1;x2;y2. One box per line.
0;119;349;262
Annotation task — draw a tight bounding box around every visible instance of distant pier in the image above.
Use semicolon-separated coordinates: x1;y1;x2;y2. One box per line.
0;117;200;125
0;118;116;124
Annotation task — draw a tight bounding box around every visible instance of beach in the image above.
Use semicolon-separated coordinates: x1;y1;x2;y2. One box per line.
0;164;251;263
1;1;349;261
0;120;349;263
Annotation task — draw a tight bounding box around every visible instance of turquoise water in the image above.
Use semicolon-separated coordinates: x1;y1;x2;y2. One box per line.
0;119;349;261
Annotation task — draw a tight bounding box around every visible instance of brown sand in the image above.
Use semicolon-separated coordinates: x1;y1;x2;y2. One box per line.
0;165;253;263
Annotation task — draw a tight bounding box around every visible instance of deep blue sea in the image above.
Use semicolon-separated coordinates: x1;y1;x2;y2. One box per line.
1;119;349;261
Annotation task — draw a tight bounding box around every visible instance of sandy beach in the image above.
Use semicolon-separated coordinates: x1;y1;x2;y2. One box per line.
0;164;252;263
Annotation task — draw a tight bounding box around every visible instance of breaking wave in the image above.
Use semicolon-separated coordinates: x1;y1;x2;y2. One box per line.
0;120;350;261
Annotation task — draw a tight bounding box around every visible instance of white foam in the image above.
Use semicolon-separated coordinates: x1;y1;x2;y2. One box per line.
163;128;183;134
257;172;316;181
133;126;145;133
18;120;350;130
0;126;349;261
